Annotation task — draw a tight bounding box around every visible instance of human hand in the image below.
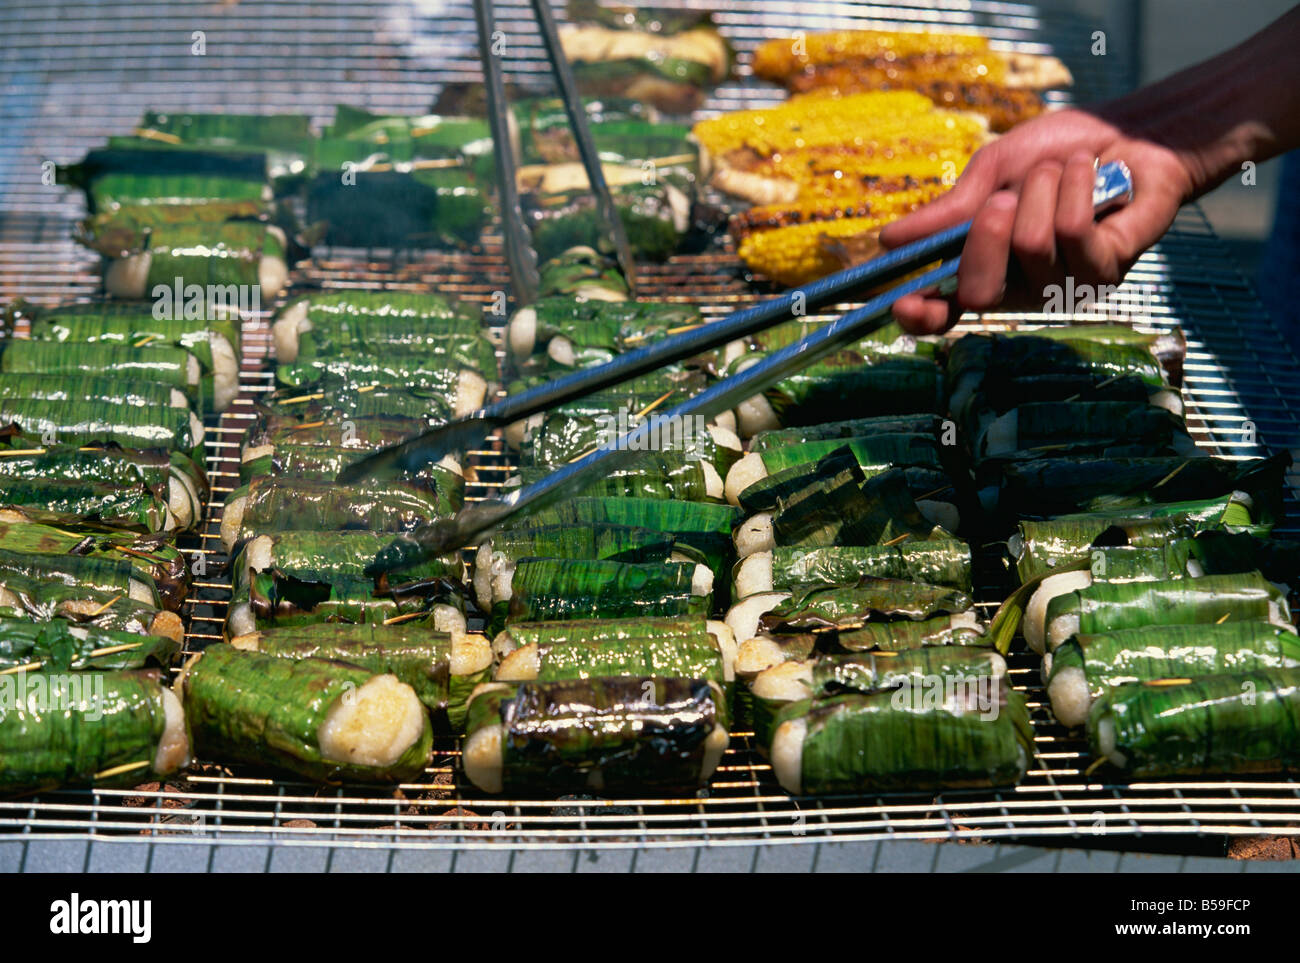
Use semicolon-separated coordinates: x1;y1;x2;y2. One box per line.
878;109;1198;333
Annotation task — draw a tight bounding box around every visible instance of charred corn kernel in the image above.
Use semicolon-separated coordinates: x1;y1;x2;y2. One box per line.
753;30;995;80
738;217;889;287
755;149;972;201
785;70;1046;133
730;183;947;240
692;90;945;159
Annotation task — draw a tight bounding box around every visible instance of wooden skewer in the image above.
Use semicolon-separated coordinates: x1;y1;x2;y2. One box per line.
383;611;429;626
87;594;123;617
0;640;145;675
93;759;151;781
133;128;182;144
1152;460;1190;490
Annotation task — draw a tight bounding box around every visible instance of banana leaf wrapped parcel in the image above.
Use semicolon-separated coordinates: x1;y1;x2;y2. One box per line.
0;670;189;794
973;400;1197;461
472;523;677;609
1041;571;1293;652
0;517;191;609
495;618;733;684
983;453;1288;519
180;644;433;783
506;297;702;371
226;530;467;636
0;569;183;642
273;289;480;362
729;352;943;437
750;645;1006;749
1045;622;1300;727
0;619;180;672
735;465;954;559
0;446;205;534
769;678;1033;795
1088;668;1300;778
733;540;973;598
496;557;713;634
733;614;988;682
82;219;291;301
230;624;492;732
504;496;739;579
463;677;729;793
25;308;242;411
1012;495;1268;585
725;576;974;645
0;396;204;463
220;477;458;552
512;447;728;502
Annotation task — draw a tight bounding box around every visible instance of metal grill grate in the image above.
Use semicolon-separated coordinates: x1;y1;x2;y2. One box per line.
1;0;1299;851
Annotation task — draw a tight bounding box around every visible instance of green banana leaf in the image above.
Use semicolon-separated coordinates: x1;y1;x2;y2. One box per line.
763;540;973;594
0;373;181;410
0;671;179;792
495;614;716;651
1050;622;1300;697
236;624;486;730
514;449;723;502
773;680;1032;794
739;352;944;426
749;413;944;452
229;478;456;545
1087;668;1300;778
0;519;189;609
500;558;709;632
0;619;179;671
239;446;462;510
184;644;433;783
1045;570;1291;637
833;617;988;652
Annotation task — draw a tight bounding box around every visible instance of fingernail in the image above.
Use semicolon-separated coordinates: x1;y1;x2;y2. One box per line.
988;191;1018;211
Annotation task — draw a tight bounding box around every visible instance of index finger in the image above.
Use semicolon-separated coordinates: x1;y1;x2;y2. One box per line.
878;147;1000;248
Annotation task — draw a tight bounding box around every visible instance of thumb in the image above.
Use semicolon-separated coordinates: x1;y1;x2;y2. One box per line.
878;148;1000;248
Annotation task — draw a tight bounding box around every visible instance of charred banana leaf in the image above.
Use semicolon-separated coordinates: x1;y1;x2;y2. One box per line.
463;677;729;793
0;619;179;671
0;519;190;609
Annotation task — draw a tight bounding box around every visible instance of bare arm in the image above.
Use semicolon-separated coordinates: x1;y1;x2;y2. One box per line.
879;5;1300;332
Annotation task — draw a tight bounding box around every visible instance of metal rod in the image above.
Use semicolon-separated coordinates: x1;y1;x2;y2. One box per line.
529;0;639;295
474;0;540;305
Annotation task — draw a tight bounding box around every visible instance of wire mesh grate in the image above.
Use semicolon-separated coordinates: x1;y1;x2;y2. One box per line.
0;0;1297;850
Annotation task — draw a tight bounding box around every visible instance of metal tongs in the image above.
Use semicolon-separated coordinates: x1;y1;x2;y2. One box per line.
350;149;1130;568
471;0;637;305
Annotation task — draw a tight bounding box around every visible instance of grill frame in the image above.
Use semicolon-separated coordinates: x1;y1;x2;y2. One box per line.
1;0;1298;854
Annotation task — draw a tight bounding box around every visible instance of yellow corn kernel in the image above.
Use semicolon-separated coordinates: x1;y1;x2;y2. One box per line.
752;29;994;80
738;216;891;287
691;90;946;159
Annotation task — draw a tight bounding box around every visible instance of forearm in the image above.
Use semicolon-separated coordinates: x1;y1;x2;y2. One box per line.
1099;5;1300;197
